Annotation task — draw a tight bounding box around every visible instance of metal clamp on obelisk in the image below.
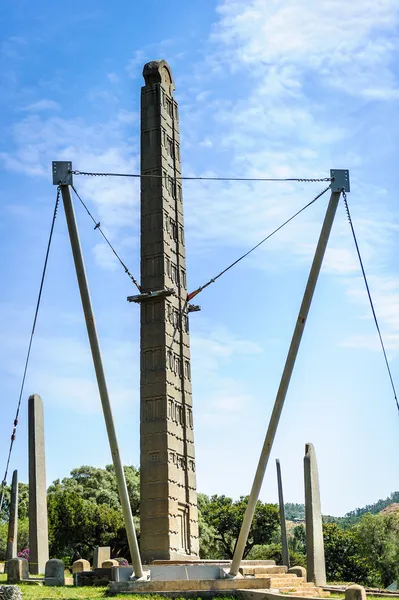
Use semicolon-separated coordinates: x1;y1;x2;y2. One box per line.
52;161;144;579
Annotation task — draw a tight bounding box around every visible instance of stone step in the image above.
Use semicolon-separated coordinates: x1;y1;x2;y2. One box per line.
240;566;288;575
262;576;304;584
277;586;331;598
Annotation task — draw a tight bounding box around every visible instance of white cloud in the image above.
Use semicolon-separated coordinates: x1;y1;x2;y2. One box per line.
107;72;120;84
213;0;399;98
21;99;60;112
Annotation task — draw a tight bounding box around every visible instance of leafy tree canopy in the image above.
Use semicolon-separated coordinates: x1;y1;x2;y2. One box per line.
199;494;279;559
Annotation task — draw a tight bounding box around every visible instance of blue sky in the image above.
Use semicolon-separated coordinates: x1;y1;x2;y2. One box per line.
1;0;398;517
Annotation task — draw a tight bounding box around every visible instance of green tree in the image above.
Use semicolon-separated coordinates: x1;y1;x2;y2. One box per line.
199;495;279;559
354;513;399;588
47;488;124;561
323;523;376;585
0;482;29;523
247;543;306;567
289;524;306;555
48;464;140;515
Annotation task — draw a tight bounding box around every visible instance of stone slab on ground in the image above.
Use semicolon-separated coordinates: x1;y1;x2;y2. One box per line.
0;585;23;600
20;579;43;586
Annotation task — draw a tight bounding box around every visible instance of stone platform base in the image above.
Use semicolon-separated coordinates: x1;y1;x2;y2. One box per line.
107;577;279;596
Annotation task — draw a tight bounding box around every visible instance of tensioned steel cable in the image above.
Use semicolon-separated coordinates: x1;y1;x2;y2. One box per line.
71;169;332;184
167;184;332;352
71;185;141;292
343;190;399;415
0;187;61;513
187;184;332;301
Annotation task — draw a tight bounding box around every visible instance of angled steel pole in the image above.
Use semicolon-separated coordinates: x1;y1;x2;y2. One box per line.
229;171;349;576
52;162;143;578
276;459;290;568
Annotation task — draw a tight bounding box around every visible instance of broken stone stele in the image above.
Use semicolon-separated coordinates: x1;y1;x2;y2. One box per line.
7;558;28;584
138;58;199;563
44;558;65;586
304;443;327;586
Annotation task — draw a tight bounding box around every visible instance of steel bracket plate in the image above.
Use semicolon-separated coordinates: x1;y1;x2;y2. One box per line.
330;169;350;193
52;161;73;185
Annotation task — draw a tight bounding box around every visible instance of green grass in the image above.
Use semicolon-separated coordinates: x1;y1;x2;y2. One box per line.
0;574;238;600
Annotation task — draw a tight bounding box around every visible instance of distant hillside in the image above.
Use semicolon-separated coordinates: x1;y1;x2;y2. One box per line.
284;503;305;521
285;491;399;528
339;491;399;527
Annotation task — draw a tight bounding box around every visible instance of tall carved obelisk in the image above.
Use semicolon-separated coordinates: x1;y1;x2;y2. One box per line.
139;60;199;562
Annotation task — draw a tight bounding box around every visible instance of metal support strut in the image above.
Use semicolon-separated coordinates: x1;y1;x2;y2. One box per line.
53;162;144;579
229;170;349;576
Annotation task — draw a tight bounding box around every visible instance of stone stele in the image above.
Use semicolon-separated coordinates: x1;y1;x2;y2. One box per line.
72;559;91;574
304;443;326;586
28;394;49;575
44;559;65;586
7;558;28;584
139;59;199;562
102;560;119;568
345;584;367;600
93;546;110;569
5;470;18;564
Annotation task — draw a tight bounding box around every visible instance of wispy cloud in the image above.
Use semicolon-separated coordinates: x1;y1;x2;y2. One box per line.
21;99;60;112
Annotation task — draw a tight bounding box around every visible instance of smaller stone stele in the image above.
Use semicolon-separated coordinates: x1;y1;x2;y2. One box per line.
102;560;119;568
288;566;307;579
93;546;110;569
72;559;91;574
345;584;367;600
44;559;65;586
7;558;28;584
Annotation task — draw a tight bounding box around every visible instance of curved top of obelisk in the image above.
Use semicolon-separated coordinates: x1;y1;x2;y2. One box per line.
143;60;175;94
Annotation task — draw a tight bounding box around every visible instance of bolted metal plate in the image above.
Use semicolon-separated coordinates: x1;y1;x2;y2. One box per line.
52;161;73;185
330;169;350;192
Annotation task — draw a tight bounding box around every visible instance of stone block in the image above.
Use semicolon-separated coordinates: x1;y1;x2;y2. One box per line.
149;564;222;581
112;566;134;582
44;558;65;586
102;560;119;568
0;585;23;600
7;559;28;584
72;559;90;574
345;585;367;600
93;546;110;569
75;568;112;586
289;566;307;579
